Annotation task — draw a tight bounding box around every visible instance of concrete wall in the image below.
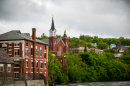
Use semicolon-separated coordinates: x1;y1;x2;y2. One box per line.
0;80;48;86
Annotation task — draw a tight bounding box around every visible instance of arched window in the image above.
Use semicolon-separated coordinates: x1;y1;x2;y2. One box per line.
59;46;62;53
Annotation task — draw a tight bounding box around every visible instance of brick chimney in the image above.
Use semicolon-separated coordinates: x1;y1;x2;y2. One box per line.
32;28;36;41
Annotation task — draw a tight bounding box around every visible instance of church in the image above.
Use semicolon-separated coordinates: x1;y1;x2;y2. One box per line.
41;17;69;56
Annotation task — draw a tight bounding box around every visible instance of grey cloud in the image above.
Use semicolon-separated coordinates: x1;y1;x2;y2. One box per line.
0;0;129;38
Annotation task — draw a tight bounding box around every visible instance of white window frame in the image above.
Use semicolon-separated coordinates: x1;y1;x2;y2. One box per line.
26;72;28;79
26;41;28;47
26;48;28;57
31;60;33;68
7;64;11;72
36;61;38;68
26;60;28;68
9;49;12;55
44;72;46;77
0;64;4;72
36;46;38;56
14;61;19;68
40;61;43;69
40;47;42;57
14;48;19;56
14;72;19;79
9;43;12;47
44;62;46;69
14;43;19;47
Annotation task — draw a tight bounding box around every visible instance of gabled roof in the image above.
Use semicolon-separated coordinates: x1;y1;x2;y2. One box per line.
41;38;65;46
0;30;32;40
57;38;65;46
0;48;14;63
0;30;47;45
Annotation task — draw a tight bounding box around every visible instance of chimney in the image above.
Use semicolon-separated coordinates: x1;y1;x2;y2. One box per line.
32;28;36;41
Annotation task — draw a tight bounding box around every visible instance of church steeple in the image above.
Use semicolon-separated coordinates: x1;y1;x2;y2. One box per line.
49;16;56;37
51;16;55;31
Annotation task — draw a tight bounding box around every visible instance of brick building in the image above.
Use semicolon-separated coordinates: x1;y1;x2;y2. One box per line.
41;17;69;56
87;48;104;54
113;46;130;53
0;48;14;81
69;44;104;54
41;17;69;72
69;44;84;54
0;28;48;80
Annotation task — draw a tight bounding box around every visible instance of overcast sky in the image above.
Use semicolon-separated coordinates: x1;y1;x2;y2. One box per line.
0;0;130;38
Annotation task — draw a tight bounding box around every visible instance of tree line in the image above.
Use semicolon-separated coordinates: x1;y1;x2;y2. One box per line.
48;50;130;85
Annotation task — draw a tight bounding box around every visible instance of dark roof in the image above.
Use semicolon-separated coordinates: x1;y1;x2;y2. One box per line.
0;30;47;45
63;34;68;39
41;39;49;44
50;17;55;31
41;38;65;45
0;48;14;63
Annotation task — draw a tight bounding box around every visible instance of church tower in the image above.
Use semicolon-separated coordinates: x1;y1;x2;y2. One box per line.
49;16;57;51
62;30;69;53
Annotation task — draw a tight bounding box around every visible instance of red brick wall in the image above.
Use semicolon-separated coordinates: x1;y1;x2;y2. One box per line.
57;40;65;54
22;40;48;78
49;37;57;51
62;38;69;53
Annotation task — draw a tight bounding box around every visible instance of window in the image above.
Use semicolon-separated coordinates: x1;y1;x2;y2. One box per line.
14;49;19;56
7;64;11;72
26;49;28;56
26;41;28;46
14;73;19;79
44;63;46;69
36;46;38;56
26;60;28;68
14;61;19;67
15;43;19;46
59;46;62;53
31;61;33;68
44;45;46;50
44;53;46;58
40;62;43;68
40;50;42;57
36;61;38;68
31;47;33;55
2;47;7;51
0;64;4;72
44;72;46;77
9;43;12;47
9;49;12;55
26;73;28;79
31;73;33;79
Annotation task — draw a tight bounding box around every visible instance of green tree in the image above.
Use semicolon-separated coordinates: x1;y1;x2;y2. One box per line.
48;51;63;85
97;41;108;49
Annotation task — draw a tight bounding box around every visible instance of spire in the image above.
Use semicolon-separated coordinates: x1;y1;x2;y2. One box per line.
51;16;55;31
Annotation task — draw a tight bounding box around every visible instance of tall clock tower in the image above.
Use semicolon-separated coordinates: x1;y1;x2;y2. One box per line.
49;16;57;51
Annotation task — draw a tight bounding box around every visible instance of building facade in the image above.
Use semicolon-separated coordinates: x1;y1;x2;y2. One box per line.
0;48;14;81
0;28;48;80
69;44;104;54
41;17;69;56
